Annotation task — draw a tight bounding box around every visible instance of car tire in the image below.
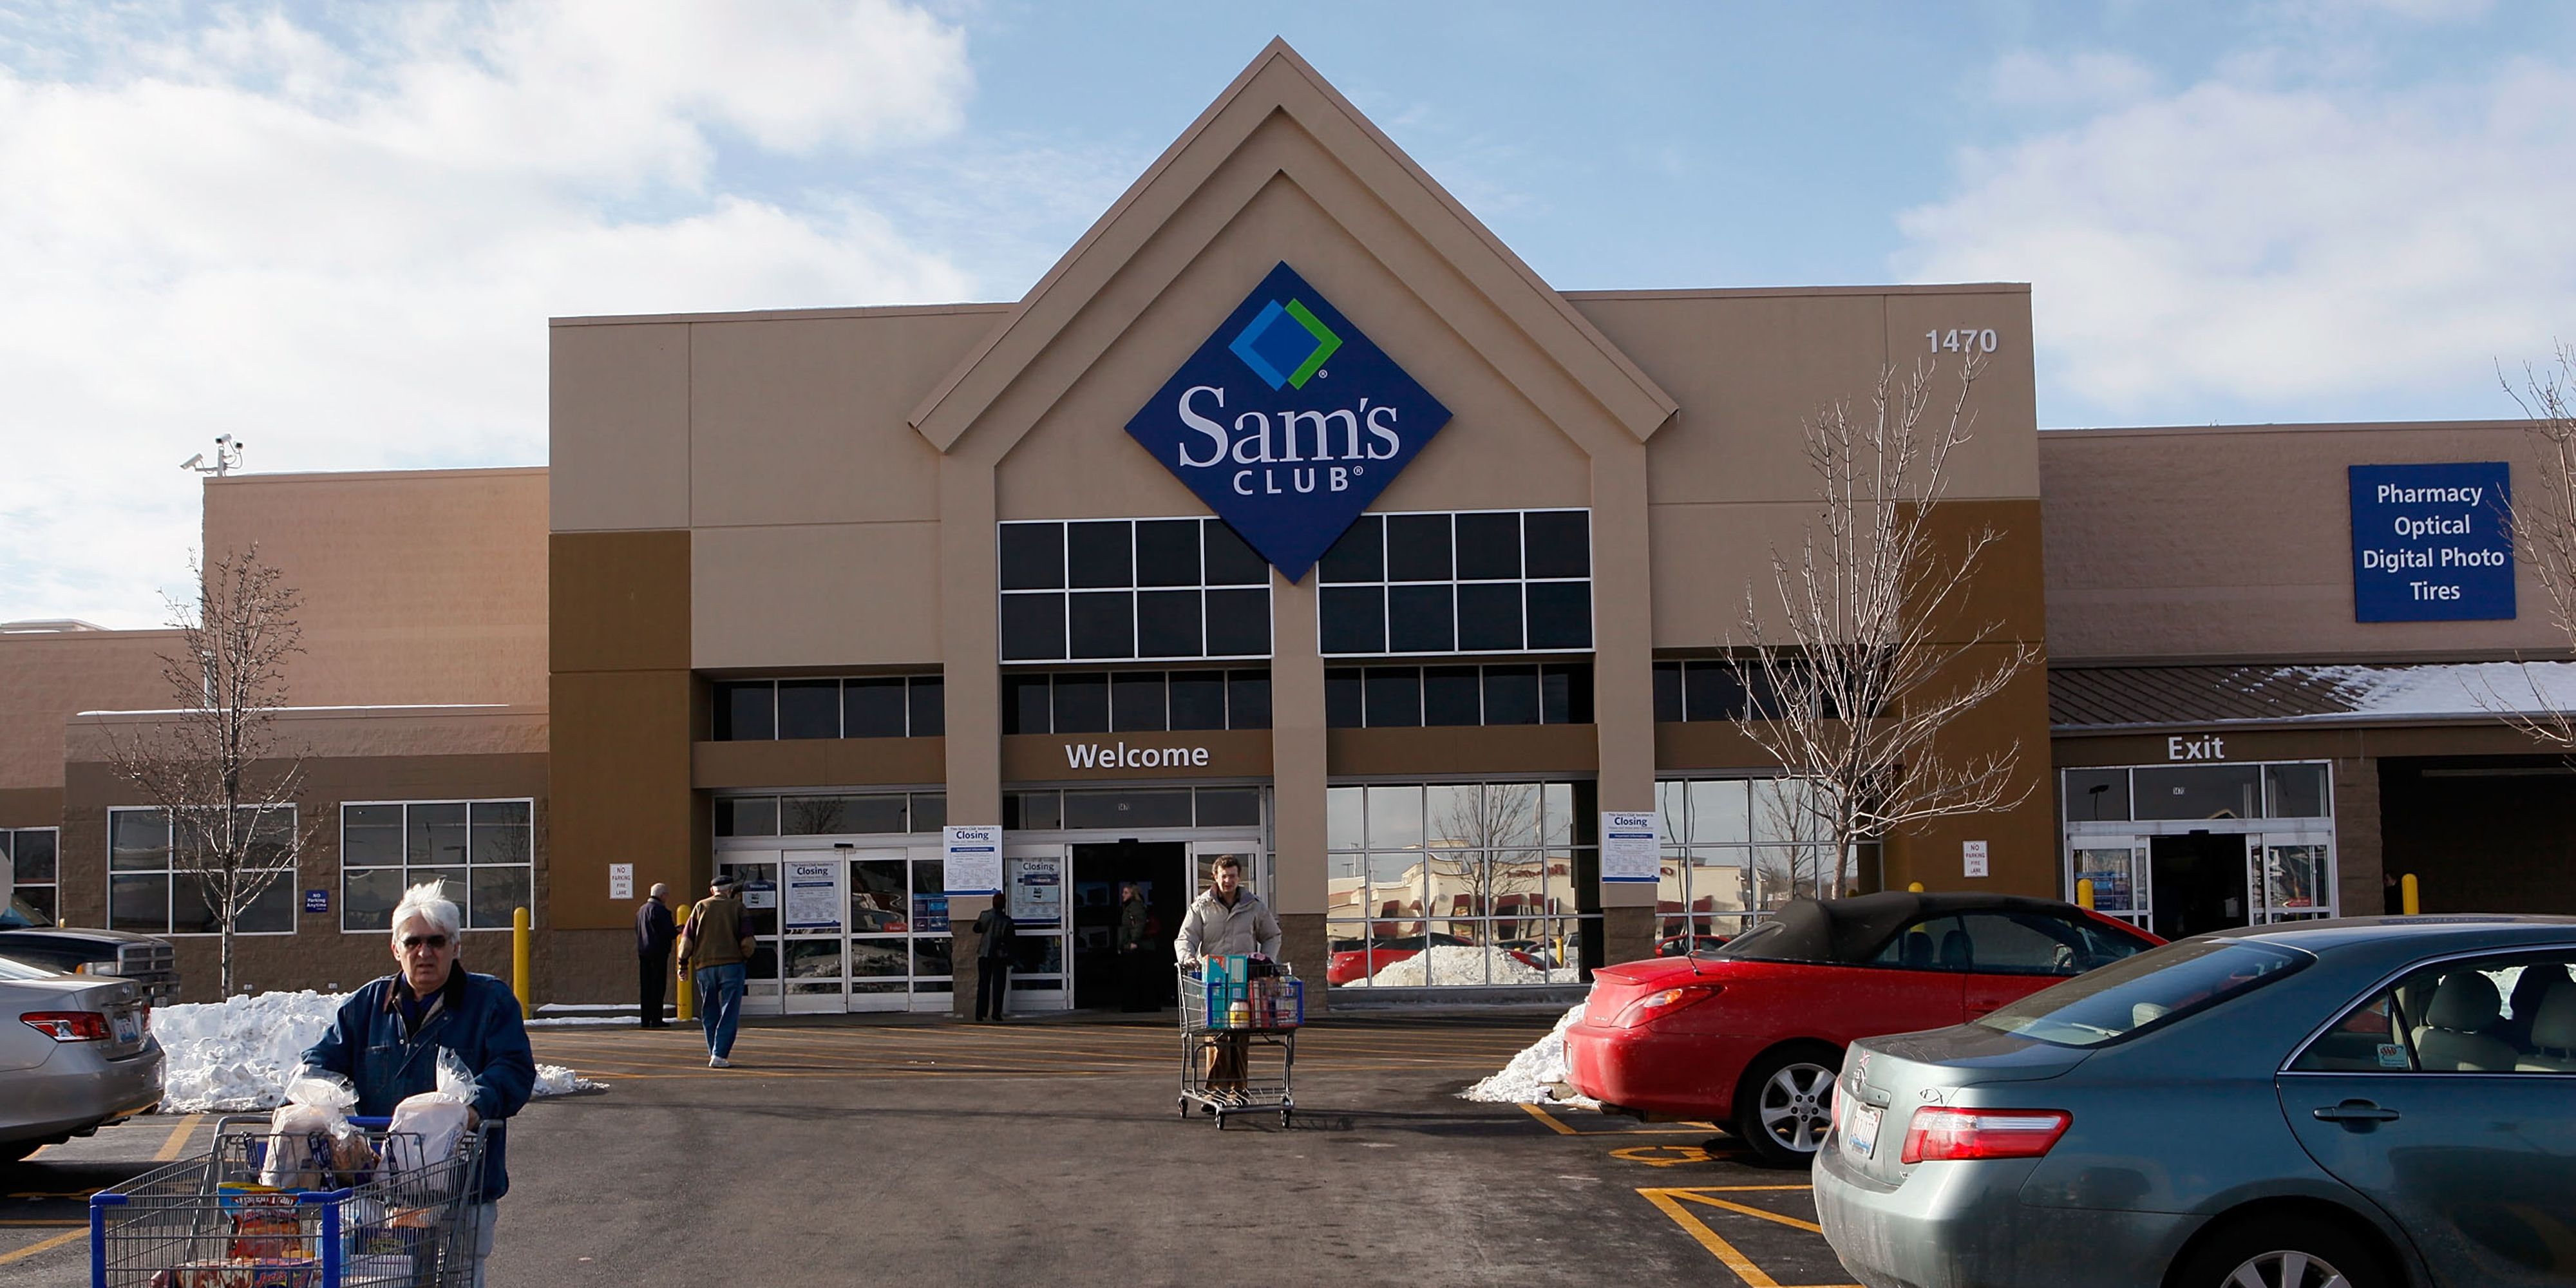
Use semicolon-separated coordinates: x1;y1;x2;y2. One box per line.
1733;1044;1840;1168
2171;1212;2396;1288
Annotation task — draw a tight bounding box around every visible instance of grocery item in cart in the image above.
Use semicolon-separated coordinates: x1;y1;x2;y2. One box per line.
257;1071;375;1190
383;1048;477;1181
153;1258;320;1287
215;1186;309;1260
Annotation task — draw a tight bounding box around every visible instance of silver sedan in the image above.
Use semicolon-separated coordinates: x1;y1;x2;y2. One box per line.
1815;916;2576;1288
1;952;164;1164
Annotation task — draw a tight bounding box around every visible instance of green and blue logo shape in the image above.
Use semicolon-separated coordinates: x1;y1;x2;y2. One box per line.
1126;262;1451;582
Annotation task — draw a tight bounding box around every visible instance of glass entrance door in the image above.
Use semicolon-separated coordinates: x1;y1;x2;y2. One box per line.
2069;837;2148;929
1001;844;1069;1012
2255;832;2335;922
779;851;846;1014
712;855;782;1016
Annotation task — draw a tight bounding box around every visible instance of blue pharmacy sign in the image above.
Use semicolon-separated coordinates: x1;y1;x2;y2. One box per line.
2348;462;2514;622
1124;262;1452;582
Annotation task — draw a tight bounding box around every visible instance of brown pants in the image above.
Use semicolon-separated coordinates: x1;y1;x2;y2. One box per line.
1202;1032;1249;1092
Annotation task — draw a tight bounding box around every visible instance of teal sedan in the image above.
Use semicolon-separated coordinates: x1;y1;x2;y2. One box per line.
1815;916;2576;1288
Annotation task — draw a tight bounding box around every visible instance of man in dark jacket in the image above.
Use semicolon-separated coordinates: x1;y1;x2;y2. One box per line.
635;883;676;1028
304;880;536;1288
972;900;1018;1021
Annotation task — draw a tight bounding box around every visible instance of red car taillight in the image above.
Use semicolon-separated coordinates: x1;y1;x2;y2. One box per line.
21;1011;112;1042
1614;984;1721;1028
1900;1108;2071;1164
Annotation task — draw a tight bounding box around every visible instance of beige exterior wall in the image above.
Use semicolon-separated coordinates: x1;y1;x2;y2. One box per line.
202;468;549;706
0;628;179;800
2041;421;2561;663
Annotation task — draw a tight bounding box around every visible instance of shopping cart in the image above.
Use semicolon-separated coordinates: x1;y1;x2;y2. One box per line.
1177;962;1302;1129
90;1113;488;1287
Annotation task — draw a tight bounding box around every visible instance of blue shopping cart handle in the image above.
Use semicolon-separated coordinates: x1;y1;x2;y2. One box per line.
88;1192;128;1208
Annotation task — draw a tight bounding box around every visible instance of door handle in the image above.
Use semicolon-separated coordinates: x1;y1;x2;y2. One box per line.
2312;1100;2401;1124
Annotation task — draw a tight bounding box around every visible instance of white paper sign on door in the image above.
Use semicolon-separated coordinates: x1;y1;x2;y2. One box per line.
1602;811;1660;883
943;825;1003;895
607;863;634;900
783;860;841;929
1963;840;1990;878
1007;854;1063;924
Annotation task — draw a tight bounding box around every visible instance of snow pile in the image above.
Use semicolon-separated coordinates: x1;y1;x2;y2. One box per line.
1350;945;1553;988
1459;1004;1596;1107
156;990;603;1112
2306;661;2576;718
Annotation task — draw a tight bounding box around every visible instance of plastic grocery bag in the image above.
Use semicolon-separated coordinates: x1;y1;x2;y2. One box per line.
383;1048;477;1183
259;1069;373;1189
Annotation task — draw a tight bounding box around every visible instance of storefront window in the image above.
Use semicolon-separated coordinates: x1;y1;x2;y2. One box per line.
340;799;534;931
1001;668;1271;734
1325;780;1598;988
1318;510;1593;656
713;676;944;741
1324;663;1592;728
717;792;945;838
106;806;298;936
2062;768;2132;823
1654;777;1840;945
4;828;57;923
2264;764;2330;817
999;518;1271;663
2132;765;2263;820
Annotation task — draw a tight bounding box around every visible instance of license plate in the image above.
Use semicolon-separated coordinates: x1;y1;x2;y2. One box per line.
112;1011;142;1045
1846;1104;1882;1159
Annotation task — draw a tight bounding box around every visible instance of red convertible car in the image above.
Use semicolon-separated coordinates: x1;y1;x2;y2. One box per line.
1563;891;2162;1165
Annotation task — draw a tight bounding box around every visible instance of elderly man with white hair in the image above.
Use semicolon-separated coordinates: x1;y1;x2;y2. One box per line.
303;880;536;1283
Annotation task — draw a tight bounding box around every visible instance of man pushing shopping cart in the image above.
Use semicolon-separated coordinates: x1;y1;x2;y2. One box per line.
1174;856;1282;1104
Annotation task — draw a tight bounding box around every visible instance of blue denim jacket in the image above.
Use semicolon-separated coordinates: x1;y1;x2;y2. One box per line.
301;970;536;1201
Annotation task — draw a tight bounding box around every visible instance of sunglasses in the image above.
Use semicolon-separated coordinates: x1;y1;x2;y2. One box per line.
399;934;452;951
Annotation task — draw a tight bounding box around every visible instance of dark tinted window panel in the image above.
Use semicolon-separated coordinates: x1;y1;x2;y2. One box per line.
1197;788;1262;828
1423;666;1482;726
1483;666;1540;724
1066;520;1133;589
1385;513;1453;582
1063;789;1193;830
1228;671;1272;730
1002;676;1051;735
1168;672;1227;730
908;677;944;737
910;793;945;831
1202;588;1271;657
1135;589;1204;659
1010;791;1061;831
1545;664;1595;723
1455;582;1524;652
1053;673;1110;734
1110;672;1168;732
2063;768;2129;822
1524;510;1591;579
1319;586;1385;655
1203;520;1268;587
1134;519;1201;587
1319;515;1383;583
717;683;774;741
1525;582;1593;650
1067;591;1135;659
999;594;1066;661
1683;661;1743;722
1653;663;1683;723
1454;512;1522;580
717;797;777;838
843;678;907;738
1325;668;1364;729
1387;583;1456;653
998;523;1065;591
1365;668;1423;728
13;829;55;882
777;681;840;739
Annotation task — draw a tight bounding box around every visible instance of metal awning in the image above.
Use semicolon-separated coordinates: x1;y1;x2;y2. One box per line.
2050;661;2576;732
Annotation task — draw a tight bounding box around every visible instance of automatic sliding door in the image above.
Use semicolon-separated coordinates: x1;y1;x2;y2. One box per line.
713;855;782;1016
1003;844;1068;1012
847;851;911;1012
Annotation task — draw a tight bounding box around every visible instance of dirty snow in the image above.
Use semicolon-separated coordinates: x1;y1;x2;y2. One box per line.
1459;1004;1597;1108
155;989;603;1112
2305;661;2576;718
1344;945;1554;987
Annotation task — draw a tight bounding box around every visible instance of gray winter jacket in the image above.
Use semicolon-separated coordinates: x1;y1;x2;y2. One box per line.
1175;887;1282;963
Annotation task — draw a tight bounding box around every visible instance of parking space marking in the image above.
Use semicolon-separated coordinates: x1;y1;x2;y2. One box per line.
154;1113;204;1161
1637;1186;1856;1288
0;1227;84;1266
1517;1102;1725;1135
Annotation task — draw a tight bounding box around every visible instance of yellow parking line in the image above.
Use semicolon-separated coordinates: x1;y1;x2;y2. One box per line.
1521;1103;1579;1134
155;1113;204;1161
1636;1186;1856;1288
0;1228;84;1267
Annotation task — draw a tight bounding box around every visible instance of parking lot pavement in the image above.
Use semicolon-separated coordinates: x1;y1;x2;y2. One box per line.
1;1016;1856;1287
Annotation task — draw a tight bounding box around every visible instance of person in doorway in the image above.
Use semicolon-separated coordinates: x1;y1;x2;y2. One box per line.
635;882;676;1028
2383;869;2405;916
972;899;1018;1021
1176;856;1282;1100
1116;882;1156;1012
678;874;753;1067
302;882;534;1288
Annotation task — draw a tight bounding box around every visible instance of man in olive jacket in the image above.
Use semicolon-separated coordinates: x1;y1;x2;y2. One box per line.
680;875;754;1068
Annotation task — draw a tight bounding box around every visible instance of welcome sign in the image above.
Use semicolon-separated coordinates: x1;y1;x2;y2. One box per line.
1125;262;1452;581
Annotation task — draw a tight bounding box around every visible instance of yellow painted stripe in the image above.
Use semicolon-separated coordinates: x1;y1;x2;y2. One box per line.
1640;1188;1781;1288
155;1112;204;1161
1520;1102;1579;1135
1667;1191;1826;1235
0;1227;84;1267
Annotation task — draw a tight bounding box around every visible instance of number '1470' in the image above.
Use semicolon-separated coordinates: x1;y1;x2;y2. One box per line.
1928;328;1999;354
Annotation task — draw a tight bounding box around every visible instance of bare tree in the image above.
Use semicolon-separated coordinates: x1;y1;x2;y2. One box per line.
2496;341;2576;746
1728;354;2040;898
102;547;321;995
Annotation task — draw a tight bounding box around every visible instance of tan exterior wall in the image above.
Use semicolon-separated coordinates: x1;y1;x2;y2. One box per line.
2041;422;2562;663
549;531;694;933
202;469;547;707
0;629;178;793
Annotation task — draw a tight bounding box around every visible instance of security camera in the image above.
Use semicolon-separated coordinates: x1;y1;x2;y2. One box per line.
180;453;204;471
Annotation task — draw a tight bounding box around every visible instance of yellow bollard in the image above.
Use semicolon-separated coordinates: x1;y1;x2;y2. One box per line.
2401;873;2420;916
511;906;533;1019
2076;878;2095;911
1907;881;1925;893
674;901;696;1023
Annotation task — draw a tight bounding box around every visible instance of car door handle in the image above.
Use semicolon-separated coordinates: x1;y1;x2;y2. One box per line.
2312;1101;2401;1124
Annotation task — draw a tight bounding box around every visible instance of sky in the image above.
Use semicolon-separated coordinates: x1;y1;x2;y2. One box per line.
5;0;2576;627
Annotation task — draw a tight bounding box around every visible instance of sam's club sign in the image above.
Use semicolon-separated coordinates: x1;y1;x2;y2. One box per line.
2349;462;2514;622
1125;262;1452;581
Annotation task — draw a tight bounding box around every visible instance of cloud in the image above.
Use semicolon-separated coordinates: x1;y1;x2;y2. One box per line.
1899;57;2576;424
1987;50;2159;109
0;2;977;627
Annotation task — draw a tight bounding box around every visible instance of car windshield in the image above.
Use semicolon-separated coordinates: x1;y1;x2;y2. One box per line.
1;893;51;929
1974;939;2311;1047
